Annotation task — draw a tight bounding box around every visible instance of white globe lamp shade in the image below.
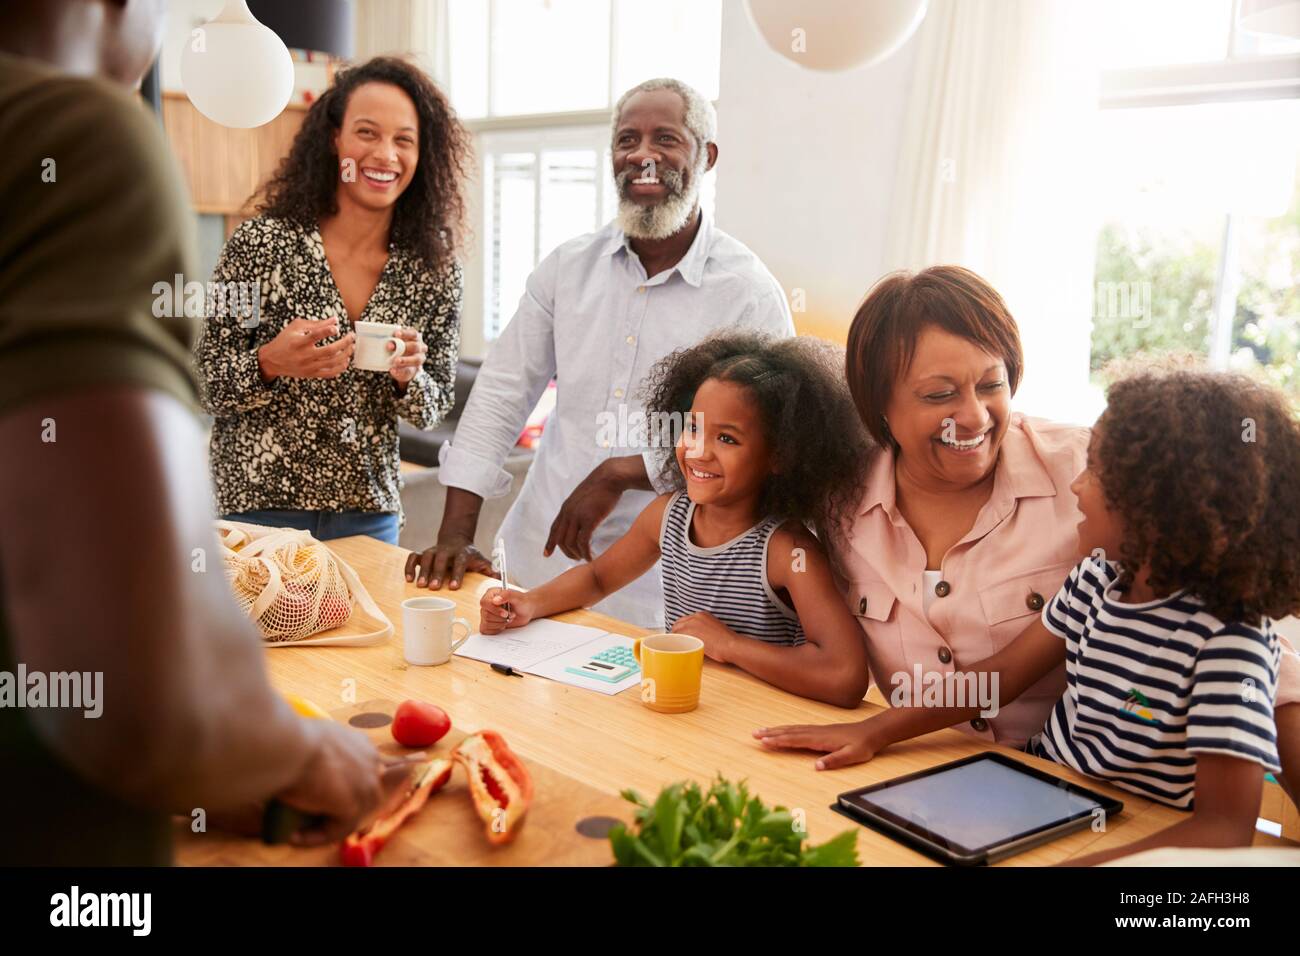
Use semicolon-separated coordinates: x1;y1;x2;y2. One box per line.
180;0;294;128
1237;0;1300;39
744;0;928;72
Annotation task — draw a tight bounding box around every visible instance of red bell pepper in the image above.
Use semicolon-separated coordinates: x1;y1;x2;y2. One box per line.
452;731;534;845
340;756;453;866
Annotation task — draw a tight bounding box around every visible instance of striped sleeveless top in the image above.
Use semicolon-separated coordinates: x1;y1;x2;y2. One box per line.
659;492;804;646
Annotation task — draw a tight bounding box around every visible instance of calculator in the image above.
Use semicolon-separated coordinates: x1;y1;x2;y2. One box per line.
564;644;640;683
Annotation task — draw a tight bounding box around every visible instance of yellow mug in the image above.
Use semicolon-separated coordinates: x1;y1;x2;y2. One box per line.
631;633;704;714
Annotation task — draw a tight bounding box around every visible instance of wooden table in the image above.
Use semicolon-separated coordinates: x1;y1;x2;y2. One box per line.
188;534;1200;867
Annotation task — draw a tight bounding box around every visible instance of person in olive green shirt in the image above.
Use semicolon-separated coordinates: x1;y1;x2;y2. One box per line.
0;0;387;865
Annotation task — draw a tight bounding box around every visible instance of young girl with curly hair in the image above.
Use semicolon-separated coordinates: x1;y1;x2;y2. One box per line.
758;362;1300;862
479;331;874;707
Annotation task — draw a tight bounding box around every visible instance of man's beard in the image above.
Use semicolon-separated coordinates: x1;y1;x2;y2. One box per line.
614;154;707;241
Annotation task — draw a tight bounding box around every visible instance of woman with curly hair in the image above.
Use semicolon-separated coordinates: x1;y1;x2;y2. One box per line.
762;362;1300;862
194;56;472;543
477;331;874;707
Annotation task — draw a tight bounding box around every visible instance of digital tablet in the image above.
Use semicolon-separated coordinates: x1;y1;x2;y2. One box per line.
833;751;1124;866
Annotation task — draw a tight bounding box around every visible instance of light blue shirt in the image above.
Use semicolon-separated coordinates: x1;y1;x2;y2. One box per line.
437;212;794;627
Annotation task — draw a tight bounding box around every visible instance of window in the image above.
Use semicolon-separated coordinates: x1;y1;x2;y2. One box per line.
480;128;610;339
446;0;721;119
440;0;723;346
1093;0;1300;402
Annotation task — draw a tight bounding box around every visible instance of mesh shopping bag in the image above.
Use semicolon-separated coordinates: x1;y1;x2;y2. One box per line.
215;520;392;647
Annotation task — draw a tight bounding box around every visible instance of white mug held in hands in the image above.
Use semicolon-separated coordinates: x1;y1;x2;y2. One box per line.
401;596;470;665
353;321;407;371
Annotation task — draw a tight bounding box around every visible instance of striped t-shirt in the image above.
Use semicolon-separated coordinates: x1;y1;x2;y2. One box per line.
1029;558;1281;809
659;492;804;646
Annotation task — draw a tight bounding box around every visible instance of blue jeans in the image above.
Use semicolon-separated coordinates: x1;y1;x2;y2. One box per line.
223;509;400;545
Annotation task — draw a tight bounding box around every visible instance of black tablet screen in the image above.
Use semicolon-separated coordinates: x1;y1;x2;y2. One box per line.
843;756;1104;853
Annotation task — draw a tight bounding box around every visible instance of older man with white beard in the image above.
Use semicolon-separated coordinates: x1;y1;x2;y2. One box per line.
405;78;794;628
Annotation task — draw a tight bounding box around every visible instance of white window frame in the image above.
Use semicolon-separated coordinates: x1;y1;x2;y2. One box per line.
471;0;621;122
441;0;621;355
478;124;615;341
463;116;620;355
1097;0;1300;369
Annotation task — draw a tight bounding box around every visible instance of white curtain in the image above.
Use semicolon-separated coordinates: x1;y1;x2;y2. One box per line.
885;0;1102;424
353;0;444;76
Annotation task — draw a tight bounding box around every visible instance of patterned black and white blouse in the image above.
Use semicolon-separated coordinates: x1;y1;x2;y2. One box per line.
193;215;461;521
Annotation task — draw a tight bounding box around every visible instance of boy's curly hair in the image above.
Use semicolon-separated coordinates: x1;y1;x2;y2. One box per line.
1096;358;1300;624
640;330;874;534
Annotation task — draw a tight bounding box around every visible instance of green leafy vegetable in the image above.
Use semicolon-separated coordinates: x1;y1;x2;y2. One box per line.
608;775;859;867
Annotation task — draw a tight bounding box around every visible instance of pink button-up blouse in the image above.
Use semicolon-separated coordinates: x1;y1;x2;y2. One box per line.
834;413;1089;746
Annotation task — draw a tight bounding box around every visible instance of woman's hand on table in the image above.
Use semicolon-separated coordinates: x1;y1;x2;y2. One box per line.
257;318;354;382
387;326;427;392
753;719;888;771
479;587;535;634
670;611;738;663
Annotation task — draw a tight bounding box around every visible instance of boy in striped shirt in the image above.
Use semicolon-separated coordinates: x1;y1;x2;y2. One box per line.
758;364;1300;863
1029;556;1280;812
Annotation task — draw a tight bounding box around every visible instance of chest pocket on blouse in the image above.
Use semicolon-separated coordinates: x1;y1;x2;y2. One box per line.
847;577;901;676
848;578;898;625
977;562;1074;653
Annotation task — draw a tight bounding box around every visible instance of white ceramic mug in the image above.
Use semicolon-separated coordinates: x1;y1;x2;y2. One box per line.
353;320;407;372
401;596;470;666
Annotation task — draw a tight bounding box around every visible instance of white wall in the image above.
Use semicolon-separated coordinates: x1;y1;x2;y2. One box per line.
714;1;919;342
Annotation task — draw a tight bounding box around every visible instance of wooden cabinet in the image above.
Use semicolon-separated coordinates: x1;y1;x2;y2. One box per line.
162;91;308;218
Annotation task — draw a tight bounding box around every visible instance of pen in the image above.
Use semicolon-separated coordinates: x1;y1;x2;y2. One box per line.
491;663;524;678
493;536;511;617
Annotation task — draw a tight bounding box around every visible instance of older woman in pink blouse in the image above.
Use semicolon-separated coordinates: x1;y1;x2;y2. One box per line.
755;266;1299;803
